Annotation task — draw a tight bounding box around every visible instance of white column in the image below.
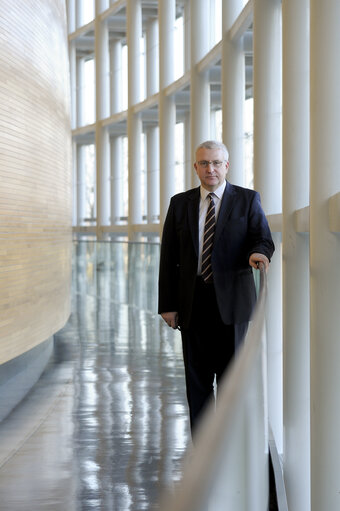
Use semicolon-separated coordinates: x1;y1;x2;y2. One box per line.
95;7;110;237
253;0;283;453
310;1;340;509
190;0;210;187
72;140;77;226
183;1;191;74
69;42;77;130
111;136;123;224
127;0;142;238
95;17;110;120
146;127;159;223
282;1;310;510
67;0;76;33
97;127;111;228
76;0;84;29
77;144;86;225
159;0;176;227
146;18;159;97
184;112;191;191
110;39;122;115
96;0;108;14
222;0;245;186
76;57;85;127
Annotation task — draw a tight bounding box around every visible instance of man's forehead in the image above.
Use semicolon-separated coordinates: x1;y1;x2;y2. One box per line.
196;147;224;157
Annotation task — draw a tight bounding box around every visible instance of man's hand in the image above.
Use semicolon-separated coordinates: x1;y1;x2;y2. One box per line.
161;311;179;329
249;253;270;271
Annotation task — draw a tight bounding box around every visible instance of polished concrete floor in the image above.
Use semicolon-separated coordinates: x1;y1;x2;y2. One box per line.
0;241;190;510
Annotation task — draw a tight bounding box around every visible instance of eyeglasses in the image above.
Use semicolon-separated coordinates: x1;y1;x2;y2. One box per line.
196;160;225;169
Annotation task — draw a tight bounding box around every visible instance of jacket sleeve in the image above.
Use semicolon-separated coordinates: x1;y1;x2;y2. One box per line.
247;191;275;261
158;198;180;314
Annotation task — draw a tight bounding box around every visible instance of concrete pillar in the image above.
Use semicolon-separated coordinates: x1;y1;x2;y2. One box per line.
76;57;85;127
72;140;77;226
146;18;159;97
183;1;191;73
111;136;123;224
110;39;122;115
127;0;142;238
310;1;340;509
96;0;108;14
77;144;86;225
95;7;110;237
76;0;84;29
97;127;111;228
69;42;77;130
159;0;176;227
222;0;245;186
95;17;110;120
253;0;283;453
146;127;159;223
282;1;310;509
184;112;191;191
190;0;210;187
67;0;76;33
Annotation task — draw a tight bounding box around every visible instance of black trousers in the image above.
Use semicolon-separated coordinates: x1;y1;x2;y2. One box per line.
180;276;248;434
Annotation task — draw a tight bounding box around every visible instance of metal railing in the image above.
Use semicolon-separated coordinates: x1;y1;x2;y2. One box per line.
160;264;277;511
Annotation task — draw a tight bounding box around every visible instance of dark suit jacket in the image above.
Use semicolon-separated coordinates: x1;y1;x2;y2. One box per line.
158;180;275;329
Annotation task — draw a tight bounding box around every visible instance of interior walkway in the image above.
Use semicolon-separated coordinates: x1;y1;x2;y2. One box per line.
0;241;190;510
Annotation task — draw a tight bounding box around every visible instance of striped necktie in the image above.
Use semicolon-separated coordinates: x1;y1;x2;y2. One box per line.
201;193;216;283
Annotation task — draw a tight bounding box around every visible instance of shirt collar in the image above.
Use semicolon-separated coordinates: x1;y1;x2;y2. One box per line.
200;180;226;201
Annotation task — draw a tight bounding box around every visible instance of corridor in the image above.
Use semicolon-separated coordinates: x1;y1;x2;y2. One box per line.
0;241;190;510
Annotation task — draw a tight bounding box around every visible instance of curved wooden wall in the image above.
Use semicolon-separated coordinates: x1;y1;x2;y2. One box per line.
0;0;72;365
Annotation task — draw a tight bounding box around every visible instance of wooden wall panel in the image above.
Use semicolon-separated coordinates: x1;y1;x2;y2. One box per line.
0;0;72;364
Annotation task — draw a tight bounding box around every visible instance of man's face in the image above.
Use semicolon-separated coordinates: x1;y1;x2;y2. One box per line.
194;147;229;191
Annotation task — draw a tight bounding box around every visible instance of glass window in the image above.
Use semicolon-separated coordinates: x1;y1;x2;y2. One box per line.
84;144;96;224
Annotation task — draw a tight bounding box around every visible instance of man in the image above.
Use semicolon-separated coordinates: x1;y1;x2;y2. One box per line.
158;140;274;433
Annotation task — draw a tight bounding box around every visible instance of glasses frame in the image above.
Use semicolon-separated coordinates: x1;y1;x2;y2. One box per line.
196;160;226;169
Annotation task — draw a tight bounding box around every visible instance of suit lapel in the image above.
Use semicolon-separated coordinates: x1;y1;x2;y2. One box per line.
187;187;200;257
214;180;236;242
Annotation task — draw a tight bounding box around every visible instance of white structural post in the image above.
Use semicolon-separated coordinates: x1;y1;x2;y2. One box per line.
111;136;123;225
253;0;283;454
222;0;245;186
310;1;340;509
110;39;122;115
76;57;85;127
159;0;176;227
127;0;142;239
146;127;159;223
190;0;210;187
282;0;310;510
77;144;86;225
146;18;159;97
184;112;191;191
184;1;190;74
69;42;77;130
145;19;159;225
95;7;110;238
72;140;77;226
67;0;76;33
76;0;84;29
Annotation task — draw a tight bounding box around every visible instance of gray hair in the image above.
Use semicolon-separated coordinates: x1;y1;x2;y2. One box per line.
196;140;229;161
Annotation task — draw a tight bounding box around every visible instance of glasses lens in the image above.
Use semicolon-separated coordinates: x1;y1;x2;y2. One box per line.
197;160;223;168
213;161;222;168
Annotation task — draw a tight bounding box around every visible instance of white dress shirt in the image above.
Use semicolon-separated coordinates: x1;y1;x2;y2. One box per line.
197;181;226;275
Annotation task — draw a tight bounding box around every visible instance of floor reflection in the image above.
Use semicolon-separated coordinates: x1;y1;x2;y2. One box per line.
0;241;190;511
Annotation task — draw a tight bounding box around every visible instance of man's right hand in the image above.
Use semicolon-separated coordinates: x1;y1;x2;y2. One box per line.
161;311;179;329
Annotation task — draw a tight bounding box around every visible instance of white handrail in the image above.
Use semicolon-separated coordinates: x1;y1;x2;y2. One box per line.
160;265;269;511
